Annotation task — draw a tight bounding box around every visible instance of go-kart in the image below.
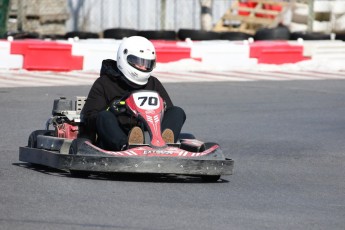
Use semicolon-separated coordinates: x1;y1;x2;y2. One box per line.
19;90;234;181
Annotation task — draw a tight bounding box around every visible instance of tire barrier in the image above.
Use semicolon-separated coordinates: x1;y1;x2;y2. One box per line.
177;29;220;41
5;31;40;40
219;32;252;41
290;32;331;41
254;25;291;41
64;31;100;40
103;28;138;39
137;30;177;40
335;33;345;41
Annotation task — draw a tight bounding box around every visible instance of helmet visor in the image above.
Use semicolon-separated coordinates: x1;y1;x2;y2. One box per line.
127;55;156;72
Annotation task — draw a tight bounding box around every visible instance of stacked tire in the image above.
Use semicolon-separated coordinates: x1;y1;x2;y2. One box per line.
290;32;331;40
64;31;100;39
219;32;252;41
254;25;291;40
103;28;138;39
138;30;177;40
177;29;220;41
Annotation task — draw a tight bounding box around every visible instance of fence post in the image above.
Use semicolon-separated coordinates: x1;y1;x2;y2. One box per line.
0;0;10;37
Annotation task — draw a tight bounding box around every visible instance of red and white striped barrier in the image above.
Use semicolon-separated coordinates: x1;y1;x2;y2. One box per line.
1;38;344;71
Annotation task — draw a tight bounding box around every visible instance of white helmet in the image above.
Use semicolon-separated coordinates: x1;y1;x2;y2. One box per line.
117;36;156;86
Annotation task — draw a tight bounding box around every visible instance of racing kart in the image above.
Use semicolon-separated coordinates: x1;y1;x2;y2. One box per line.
19;90;234;181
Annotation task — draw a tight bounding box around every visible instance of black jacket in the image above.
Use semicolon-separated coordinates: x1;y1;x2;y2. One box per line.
79;59;173;143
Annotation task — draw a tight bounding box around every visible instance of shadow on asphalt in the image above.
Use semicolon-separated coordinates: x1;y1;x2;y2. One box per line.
12;162;230;184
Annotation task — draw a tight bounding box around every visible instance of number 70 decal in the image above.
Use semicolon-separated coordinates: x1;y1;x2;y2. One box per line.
133;92;161;109
138;96;158;106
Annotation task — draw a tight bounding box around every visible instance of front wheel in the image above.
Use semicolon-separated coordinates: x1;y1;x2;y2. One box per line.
69;138;89;155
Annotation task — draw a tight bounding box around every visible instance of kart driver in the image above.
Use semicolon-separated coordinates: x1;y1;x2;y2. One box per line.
79;36;186;151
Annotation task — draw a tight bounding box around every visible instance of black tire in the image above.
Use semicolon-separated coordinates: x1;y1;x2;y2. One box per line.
28;130;55;148
69;170;91;178
290;32;330;40
201;175;221;182
68;138;89;155
138;30;177;40
64;31;99;39
220;32;252;41
41;34;66;40
103;28;138;39
254;25;290;40
335;33;345;41
69;138;91;177
178;133;196;140
5;31;40;39
177;29;220;41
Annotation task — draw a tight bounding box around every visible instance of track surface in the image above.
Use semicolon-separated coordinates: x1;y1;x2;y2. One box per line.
0;73;345;230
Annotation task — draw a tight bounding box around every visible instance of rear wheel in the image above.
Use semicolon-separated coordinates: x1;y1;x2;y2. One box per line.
201;175;221;182
70;170;91;178
28;130;55;148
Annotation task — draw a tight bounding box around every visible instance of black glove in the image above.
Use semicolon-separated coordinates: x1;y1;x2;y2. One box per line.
108;100;126;115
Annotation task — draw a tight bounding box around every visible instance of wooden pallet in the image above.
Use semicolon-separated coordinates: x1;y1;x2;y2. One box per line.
213;0;292;34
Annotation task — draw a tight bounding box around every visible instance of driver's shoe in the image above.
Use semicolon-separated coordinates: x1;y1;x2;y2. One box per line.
128;126;144;145
162;129;174;143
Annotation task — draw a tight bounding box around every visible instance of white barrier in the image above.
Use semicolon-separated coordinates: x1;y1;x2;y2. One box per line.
70;39;122;71
289;40;345;58
0;41;23;69
189;41;257;70
311;42;345;60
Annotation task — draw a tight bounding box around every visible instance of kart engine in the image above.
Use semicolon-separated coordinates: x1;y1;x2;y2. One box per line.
47;96;86;139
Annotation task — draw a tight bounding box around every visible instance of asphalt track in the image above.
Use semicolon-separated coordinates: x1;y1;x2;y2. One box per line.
1;77;345;230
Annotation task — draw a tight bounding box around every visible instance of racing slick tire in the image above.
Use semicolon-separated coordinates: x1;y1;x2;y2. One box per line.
70;170;91;178
28;130;55;148
69;138;92;178
68;138;90;155
201;175;221;182
178;133;196;140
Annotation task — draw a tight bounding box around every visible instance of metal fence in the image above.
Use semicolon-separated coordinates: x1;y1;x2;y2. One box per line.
66;0;233;32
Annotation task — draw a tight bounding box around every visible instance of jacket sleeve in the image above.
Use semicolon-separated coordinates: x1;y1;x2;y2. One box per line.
78;79;107;143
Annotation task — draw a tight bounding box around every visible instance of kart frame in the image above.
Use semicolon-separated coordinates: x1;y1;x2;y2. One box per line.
19;146;234;176
19;93;234;180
